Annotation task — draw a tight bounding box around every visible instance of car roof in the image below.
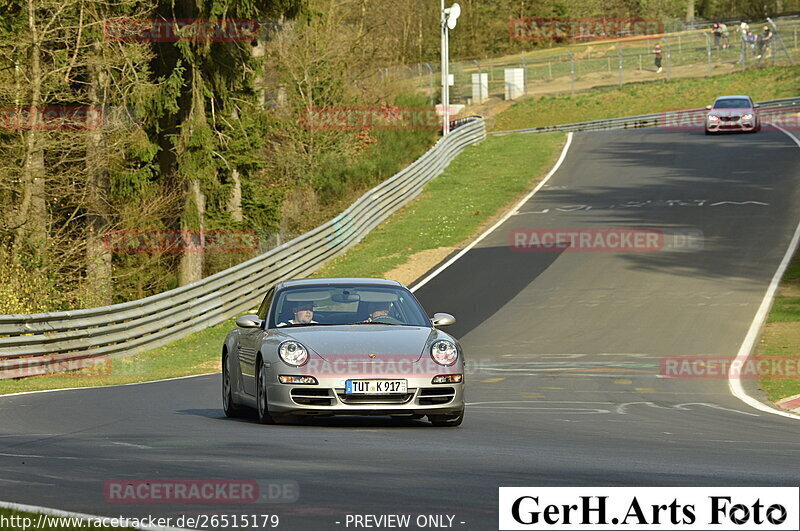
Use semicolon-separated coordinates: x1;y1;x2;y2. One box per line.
714;95;752;101
275;278;404;290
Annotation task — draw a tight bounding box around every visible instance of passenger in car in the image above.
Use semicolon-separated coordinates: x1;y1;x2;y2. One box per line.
278;302;318;326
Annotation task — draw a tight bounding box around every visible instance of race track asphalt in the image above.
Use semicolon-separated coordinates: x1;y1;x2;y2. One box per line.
1;128;799;530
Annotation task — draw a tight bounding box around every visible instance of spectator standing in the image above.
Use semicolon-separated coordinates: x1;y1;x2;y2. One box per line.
711;23;722;49
737;20;750;62
760;25;773;59
720;23;729;49
653;43;663;73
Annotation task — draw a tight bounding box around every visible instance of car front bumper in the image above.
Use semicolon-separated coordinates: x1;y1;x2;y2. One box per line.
265;373;465;416
706;118;757;132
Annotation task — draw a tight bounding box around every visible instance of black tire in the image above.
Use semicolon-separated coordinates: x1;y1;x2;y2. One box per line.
428;409;464;427
222;352;240;418
256;357;276;425
704;129;713;135
391;414;424;421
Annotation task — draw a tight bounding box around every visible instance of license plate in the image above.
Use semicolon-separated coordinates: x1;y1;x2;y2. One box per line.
345;379;407;394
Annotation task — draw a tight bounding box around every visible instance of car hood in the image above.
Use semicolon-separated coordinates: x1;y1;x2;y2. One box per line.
276;325;436;362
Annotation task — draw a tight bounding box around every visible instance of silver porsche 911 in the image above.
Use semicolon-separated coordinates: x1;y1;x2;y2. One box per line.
222;278;465;426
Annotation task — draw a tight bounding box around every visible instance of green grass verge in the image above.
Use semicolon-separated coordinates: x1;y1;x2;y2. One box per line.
0;133;566;396
492;65;800;131
759;254;800;402
0;319;233;395
0;508;133;530
315;133;566;278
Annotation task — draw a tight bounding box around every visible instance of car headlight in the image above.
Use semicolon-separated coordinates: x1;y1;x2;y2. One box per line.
707;115;720;121
431;340;458;366
278;341;309;367
742;113;753;120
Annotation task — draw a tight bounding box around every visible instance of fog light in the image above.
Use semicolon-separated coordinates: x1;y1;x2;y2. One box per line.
432;374;463;384
279;375;318;385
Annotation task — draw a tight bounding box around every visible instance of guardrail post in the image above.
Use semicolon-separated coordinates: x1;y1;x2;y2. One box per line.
617;43;623;85
703;32;712;76
663;38;671;81
548;61;552;80
638;54;642;71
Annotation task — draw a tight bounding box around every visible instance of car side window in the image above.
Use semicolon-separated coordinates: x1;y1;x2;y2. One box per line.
257;288;275;321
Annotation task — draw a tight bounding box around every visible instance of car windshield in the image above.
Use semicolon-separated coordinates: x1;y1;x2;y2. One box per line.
713;98;751;109
270;284;430;328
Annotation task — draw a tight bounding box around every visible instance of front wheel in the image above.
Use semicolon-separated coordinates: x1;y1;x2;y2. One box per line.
256;359;276;425
222;353;240;418
428;409;464;427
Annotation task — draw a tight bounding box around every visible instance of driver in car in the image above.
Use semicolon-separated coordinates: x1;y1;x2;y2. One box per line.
365;301;392;322
278;302;318;326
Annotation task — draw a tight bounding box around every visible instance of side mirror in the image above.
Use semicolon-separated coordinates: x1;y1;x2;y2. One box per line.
236;314;262;328
753;103;760;108
431;312;456;327
705;105;712;110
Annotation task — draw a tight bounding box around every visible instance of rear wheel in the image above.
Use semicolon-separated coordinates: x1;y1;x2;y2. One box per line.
428;409;464;427
222;352;240;418
256;358;276;425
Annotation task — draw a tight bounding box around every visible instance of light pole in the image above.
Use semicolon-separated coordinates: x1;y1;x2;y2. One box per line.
440;2;460;136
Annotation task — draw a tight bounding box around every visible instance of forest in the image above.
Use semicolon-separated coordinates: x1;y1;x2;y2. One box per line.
0;0;794;313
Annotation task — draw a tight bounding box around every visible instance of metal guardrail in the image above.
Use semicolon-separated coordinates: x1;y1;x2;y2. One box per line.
0;118;486;378
490;97;800;136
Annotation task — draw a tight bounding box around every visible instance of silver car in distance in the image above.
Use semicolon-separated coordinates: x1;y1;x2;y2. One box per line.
222;278;464;427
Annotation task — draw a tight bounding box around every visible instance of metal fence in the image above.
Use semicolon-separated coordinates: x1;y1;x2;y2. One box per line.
395;17;800;106
489;96;799;135
0;118;486;378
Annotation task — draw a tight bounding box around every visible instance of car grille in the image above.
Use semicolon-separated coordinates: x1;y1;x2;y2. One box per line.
336;392;414;405
291;388;335;406
720;115;740;122
417;387;456;406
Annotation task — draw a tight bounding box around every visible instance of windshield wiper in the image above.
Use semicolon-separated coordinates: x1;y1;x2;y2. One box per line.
277;322;341;328
348;321;406;326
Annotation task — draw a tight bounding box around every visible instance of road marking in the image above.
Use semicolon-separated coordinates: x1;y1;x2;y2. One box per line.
615;401;758;416
0;453;79;460
479;377;505;383
0;372;218;399
727;124;800;420
411;132;574;292
109;441;153;450
614;379;632;384
520;392;545;398
635;387;656;393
